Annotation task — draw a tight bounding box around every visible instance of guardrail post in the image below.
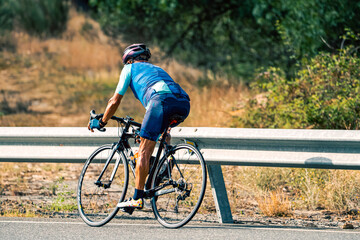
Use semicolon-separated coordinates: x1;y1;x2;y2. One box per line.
207;164;233;223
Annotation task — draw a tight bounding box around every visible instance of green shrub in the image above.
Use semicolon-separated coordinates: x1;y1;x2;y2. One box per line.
0;0;13;31
238;32;360;129
0;0;15;51
12;0;69;38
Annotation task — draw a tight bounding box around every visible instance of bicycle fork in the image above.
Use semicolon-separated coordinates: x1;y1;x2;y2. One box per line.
94;144;122;189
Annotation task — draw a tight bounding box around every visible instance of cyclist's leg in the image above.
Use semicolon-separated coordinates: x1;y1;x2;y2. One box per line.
136;94;190;189
156;95;190;182
118;96;165;208
117;137;155;209
136;96;165;193
135;137;156;190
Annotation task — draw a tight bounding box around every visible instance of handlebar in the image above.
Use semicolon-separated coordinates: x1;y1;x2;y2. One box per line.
89;110;141;130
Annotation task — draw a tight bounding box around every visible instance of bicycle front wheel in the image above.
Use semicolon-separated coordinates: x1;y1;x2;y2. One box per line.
151;143;207;228
77;144;129;227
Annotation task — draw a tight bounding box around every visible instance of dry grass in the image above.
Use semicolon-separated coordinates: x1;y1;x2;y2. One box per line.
185;85;248;127
323;170;360;211
15;9;122;71
222;166;360;216
257;191;292;217
0;162;81;217
1;208;38;218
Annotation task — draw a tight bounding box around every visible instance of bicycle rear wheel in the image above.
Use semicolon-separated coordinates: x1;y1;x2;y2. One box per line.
77;144;129;227
151;143;207;228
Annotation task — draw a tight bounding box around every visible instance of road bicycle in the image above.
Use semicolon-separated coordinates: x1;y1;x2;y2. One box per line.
77;110;207;228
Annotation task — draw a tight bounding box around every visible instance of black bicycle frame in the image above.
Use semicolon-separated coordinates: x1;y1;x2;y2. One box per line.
94;118;135;189
94;118;175;198
95;144;119;189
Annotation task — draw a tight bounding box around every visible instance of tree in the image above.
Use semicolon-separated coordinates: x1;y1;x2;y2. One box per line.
90;0;360;82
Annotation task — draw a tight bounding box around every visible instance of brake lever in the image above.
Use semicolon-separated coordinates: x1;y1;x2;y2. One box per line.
89;110;104;120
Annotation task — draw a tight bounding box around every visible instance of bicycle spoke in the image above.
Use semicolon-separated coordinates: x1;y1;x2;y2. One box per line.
151;143;206;228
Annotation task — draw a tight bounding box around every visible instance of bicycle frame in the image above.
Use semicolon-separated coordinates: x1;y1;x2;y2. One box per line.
94;146;119;189
94;115;176;199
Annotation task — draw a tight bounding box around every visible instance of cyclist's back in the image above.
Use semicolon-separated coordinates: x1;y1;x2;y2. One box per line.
116;61;189;109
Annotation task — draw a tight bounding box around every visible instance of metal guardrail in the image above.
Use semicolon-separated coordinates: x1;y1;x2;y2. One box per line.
1;127;360;223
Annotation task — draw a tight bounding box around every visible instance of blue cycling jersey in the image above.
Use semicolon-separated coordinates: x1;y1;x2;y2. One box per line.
115;62;189;108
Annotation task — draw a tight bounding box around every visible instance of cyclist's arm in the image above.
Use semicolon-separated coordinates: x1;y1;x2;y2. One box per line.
115;64;132;95
102;93;123;123
102;64;132;123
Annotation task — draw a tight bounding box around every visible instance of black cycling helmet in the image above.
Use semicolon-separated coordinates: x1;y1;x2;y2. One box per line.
122;43;151;64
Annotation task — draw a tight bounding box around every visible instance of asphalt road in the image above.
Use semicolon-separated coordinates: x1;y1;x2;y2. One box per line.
1;217;360;240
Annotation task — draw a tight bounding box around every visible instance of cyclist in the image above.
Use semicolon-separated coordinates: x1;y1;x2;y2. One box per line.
88;43;190;210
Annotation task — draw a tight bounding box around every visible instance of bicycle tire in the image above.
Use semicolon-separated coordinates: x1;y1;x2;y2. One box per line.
77;144;129;227
151;143;207;228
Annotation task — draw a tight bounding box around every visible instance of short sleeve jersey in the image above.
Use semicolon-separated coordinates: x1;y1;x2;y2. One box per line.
115;62;189;108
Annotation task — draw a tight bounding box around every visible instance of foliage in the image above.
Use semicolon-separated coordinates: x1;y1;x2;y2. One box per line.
238;32;360;129
89;0;360;82
0;0;13;31
0;0;69;38
0;0;15;51
253;0;360;57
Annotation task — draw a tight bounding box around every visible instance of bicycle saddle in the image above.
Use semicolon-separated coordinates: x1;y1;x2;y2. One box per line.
169;114;185;127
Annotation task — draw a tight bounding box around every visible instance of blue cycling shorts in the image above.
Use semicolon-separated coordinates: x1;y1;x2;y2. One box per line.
140;93;190;141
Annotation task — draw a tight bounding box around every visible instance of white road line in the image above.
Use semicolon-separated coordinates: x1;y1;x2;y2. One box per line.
0;220;359;234
0;220;157;227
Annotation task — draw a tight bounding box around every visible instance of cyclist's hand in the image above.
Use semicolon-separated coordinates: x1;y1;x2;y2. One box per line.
134;129;141;143
88;119;103;132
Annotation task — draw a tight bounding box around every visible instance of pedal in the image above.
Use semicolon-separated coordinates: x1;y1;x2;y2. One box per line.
143;199;151;208
120;207;135;215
